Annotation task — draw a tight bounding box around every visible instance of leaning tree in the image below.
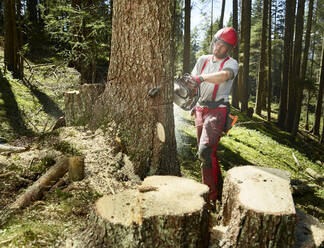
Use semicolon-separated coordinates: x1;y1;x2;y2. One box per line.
91;0;180;179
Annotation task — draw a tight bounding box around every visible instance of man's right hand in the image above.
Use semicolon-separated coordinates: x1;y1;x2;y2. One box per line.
191;75;204;85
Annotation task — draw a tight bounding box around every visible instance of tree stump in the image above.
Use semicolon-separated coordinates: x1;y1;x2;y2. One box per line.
68;156;85;182
64;84;105;126
74;176;210;248
219;166;297;248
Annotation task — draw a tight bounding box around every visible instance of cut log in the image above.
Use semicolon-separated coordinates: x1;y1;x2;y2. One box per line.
64;84;105;126
68;156;85;182
219;166;297;248
10;157;70;210
73;176;210;248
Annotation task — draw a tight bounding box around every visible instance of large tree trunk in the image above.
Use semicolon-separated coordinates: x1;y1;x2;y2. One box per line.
287;0;305;134
3;0;23;78
255;0;269;116
231;0;239;109
238;0;251;112
277;0;296;129
313;39;324;136
90;0;179;179
73;176;210;248
183;0;191;74
219;166;297;248
267;0;272;121
292;0;314;138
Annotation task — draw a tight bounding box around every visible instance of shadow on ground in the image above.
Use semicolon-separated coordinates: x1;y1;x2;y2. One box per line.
0;71;29;136
22;79;64;119
232;107;324;163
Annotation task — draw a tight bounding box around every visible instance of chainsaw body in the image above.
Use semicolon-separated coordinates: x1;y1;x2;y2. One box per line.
173;73;200;111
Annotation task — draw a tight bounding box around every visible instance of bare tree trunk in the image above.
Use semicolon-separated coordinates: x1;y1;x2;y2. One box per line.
277;0;296;129
219;0;226;29
267;0;272;121
4;0;23;78
313;39;324;136
239;0;251;112
255;0;269;116
183;0;191;73
231;0;239;109
292;0;314;137
91;0;179;179
288;0;305;135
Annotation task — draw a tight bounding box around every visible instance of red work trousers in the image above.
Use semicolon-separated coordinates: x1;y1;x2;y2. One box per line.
195;106;227;201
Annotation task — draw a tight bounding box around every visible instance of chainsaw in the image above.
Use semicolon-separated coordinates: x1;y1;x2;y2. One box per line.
173;73;200;111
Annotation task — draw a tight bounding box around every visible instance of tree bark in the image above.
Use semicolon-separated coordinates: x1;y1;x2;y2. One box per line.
219;166;297;248
73;176;210;248
277;0;296;129
231;0;239;109
239;0;251;112
287;0;305;134
219;0;226;29
90;0;179;179
68;156;85;182
313;39;324;136
3;0;23;78
255;0;269;116
267;0;272;121
292;0;314;138
64;84;105;126
183;0;191;73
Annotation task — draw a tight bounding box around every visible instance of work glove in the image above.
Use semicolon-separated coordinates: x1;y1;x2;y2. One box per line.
190;75;204;85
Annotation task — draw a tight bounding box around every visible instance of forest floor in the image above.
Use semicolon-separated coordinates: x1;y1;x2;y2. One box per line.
0;48;324;247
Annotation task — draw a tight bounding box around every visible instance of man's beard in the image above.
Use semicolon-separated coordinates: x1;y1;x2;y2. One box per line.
214;52;227;59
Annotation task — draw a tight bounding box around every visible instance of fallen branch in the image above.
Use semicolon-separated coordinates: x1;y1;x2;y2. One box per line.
0;144;29;154
9;157;70;210
0;171;15;178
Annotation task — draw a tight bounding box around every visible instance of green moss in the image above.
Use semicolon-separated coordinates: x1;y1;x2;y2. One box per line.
53;141;82;156
30;157;56;174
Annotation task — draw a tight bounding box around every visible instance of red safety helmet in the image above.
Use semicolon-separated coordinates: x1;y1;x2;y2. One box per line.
214;27;238;48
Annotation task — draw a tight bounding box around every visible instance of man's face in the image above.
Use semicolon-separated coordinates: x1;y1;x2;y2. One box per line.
213;40;231;59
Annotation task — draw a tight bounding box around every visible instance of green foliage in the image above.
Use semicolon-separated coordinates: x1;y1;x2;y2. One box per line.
30;157;56;174
40;0;112;83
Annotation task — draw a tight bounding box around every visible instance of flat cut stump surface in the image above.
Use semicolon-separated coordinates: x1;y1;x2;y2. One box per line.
220;166;297;248
74;175;210;248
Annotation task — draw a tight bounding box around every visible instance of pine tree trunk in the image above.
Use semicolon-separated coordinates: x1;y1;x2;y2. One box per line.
73;176;210;248
239;0;251;112
219;166;297;248
219;0;226;29
4;0;21;78
313;39;324;136
90;0;179;179
267;0;272;121
292;0;314;138
255;0;269;116
183;0;191;73
277;0;296;129
231;0;239;109
287;0;305;134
